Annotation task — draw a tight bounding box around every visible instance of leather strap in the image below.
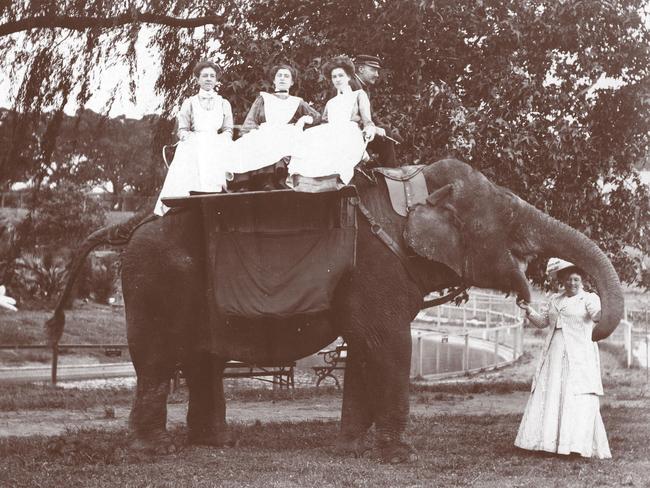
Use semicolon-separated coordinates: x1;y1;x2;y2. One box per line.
356;199;467;308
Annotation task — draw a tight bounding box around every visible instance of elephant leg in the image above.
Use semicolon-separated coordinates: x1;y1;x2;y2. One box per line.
369;331;416;463
128;374;176;453
126;307;179;454
184;352;235;447
337;347;376;457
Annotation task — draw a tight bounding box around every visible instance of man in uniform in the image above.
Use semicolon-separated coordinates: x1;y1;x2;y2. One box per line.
349;54;399;167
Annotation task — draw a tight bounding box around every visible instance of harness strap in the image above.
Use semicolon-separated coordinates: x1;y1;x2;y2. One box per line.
356;199;467;308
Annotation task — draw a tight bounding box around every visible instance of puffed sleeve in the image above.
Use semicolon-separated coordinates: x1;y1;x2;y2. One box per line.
221;98;234;138
241;96;265;135
585;292;602;323
176;98;193;140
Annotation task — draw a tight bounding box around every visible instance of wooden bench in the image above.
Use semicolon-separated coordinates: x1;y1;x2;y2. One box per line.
312;345;347;388
171;360;295;392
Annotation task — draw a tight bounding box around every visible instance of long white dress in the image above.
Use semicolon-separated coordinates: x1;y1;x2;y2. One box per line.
227;92;304;175
154;94;233;215
288;89;367;185
515;291;611;458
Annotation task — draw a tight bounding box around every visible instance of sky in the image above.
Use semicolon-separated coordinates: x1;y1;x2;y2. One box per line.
0;30;164;119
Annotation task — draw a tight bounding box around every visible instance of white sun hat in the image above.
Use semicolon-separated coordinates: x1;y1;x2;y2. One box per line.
546;258;577;278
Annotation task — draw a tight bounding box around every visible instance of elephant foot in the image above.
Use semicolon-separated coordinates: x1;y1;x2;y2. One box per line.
129;431;177;455
379;441;418;464
334;434;371;458
188;428;238;448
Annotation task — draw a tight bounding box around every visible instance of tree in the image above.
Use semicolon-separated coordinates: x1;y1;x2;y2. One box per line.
1;0;649;284
54;110;161;204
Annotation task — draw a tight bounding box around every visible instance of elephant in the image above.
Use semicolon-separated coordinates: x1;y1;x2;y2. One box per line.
47;158;623;462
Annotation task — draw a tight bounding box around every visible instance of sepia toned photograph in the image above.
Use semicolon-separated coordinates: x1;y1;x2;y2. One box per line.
0;1;649;486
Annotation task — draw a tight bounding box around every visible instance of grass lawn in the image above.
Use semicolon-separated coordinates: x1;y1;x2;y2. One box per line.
0;404;648;487
0;302;127;364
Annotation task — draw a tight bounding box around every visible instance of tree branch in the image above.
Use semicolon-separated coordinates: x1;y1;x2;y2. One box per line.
0;12;224;37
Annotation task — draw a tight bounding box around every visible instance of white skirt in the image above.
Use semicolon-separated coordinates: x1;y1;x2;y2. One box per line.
155;132;233;215
515;329;611;458
288;121;366;185
227;123;302;175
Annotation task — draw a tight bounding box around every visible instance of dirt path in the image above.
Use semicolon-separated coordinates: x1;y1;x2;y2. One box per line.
0;392;533;438
2;387;646;438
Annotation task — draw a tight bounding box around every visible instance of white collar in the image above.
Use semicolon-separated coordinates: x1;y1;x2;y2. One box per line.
198;89;217;99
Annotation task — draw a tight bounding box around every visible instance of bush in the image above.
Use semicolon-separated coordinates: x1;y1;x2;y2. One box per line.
28;182;106;251
88;261;117;304
13;252;66;305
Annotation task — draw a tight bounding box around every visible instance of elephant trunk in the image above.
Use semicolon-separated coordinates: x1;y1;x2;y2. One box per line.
522;203;624;341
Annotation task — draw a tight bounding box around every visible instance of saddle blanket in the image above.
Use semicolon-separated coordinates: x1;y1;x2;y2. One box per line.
199;188;357;318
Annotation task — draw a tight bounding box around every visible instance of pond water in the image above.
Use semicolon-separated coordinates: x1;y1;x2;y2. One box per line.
410;331;510;378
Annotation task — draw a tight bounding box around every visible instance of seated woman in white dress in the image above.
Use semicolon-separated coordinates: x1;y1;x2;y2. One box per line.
154;60;234;215
227;64;321;191
288;56;376;186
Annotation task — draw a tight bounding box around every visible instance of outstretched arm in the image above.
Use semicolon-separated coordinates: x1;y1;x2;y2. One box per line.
522;302;550;328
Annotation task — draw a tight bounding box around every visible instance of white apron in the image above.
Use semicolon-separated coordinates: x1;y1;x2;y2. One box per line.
155;95;233;215
288;89;366;184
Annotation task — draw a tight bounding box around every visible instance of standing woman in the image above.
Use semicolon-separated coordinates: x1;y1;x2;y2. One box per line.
288;56;376;186
154;60;234;215
228;64;321;191
516;258;611;459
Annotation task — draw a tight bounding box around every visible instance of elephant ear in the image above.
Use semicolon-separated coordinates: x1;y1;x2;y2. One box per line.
404;182;466;277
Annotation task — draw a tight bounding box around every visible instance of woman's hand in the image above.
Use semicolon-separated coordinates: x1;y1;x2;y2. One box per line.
295;115;314;130
0;286;17;312
363;125;376;142
179;131;193;142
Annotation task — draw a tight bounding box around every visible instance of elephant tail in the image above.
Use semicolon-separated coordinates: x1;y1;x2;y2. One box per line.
45;209;158;346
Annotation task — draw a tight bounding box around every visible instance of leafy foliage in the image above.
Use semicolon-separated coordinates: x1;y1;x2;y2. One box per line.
1;0;648;283
27;182;106;251
13;252;67;302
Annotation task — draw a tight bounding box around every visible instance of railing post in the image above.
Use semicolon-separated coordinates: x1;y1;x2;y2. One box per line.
418;332;423;378
463;333;469;372
624;320;632;368
51;343;59;385
494;329;500;363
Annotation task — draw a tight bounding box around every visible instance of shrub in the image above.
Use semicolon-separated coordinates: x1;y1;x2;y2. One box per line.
13;252;66;304
28;182;106;251
89;262;117;304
